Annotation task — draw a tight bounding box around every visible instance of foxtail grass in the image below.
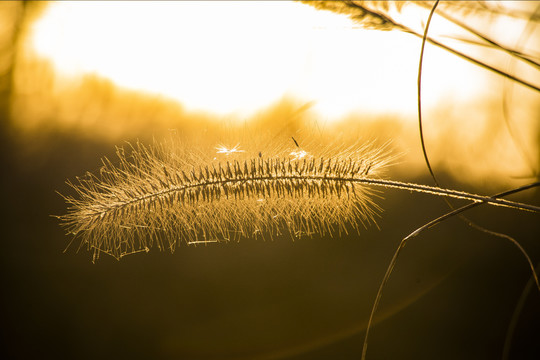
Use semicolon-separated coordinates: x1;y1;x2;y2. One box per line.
56;139;539;261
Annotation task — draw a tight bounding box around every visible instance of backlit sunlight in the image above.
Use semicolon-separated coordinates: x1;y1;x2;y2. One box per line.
3;3;540;360
28;1;486;119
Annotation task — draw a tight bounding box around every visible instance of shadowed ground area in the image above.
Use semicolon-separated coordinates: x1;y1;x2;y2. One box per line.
1;124;539;360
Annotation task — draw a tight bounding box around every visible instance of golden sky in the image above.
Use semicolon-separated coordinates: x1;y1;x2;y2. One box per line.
28;1;491;120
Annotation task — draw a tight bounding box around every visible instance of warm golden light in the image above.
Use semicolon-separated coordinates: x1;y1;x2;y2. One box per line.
28;1;488;120
3;3;540;360
12;1;539;186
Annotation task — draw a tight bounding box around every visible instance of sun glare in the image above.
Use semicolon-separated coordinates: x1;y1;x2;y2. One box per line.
29;1;487;120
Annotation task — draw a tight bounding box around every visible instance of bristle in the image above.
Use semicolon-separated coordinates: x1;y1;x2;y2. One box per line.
59;138;537;261
58;139;392;260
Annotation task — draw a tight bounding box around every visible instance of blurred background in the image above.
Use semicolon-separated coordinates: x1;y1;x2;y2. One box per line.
1;1;539;359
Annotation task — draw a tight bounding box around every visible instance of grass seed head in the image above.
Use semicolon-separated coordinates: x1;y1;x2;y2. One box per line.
57;137;394;260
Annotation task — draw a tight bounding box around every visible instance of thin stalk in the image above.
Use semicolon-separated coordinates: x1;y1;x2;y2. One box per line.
83;175;540;217
344;1;540;92
350;178;540;212
361;181;540;360
417;0;440;184
416;3;540;69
